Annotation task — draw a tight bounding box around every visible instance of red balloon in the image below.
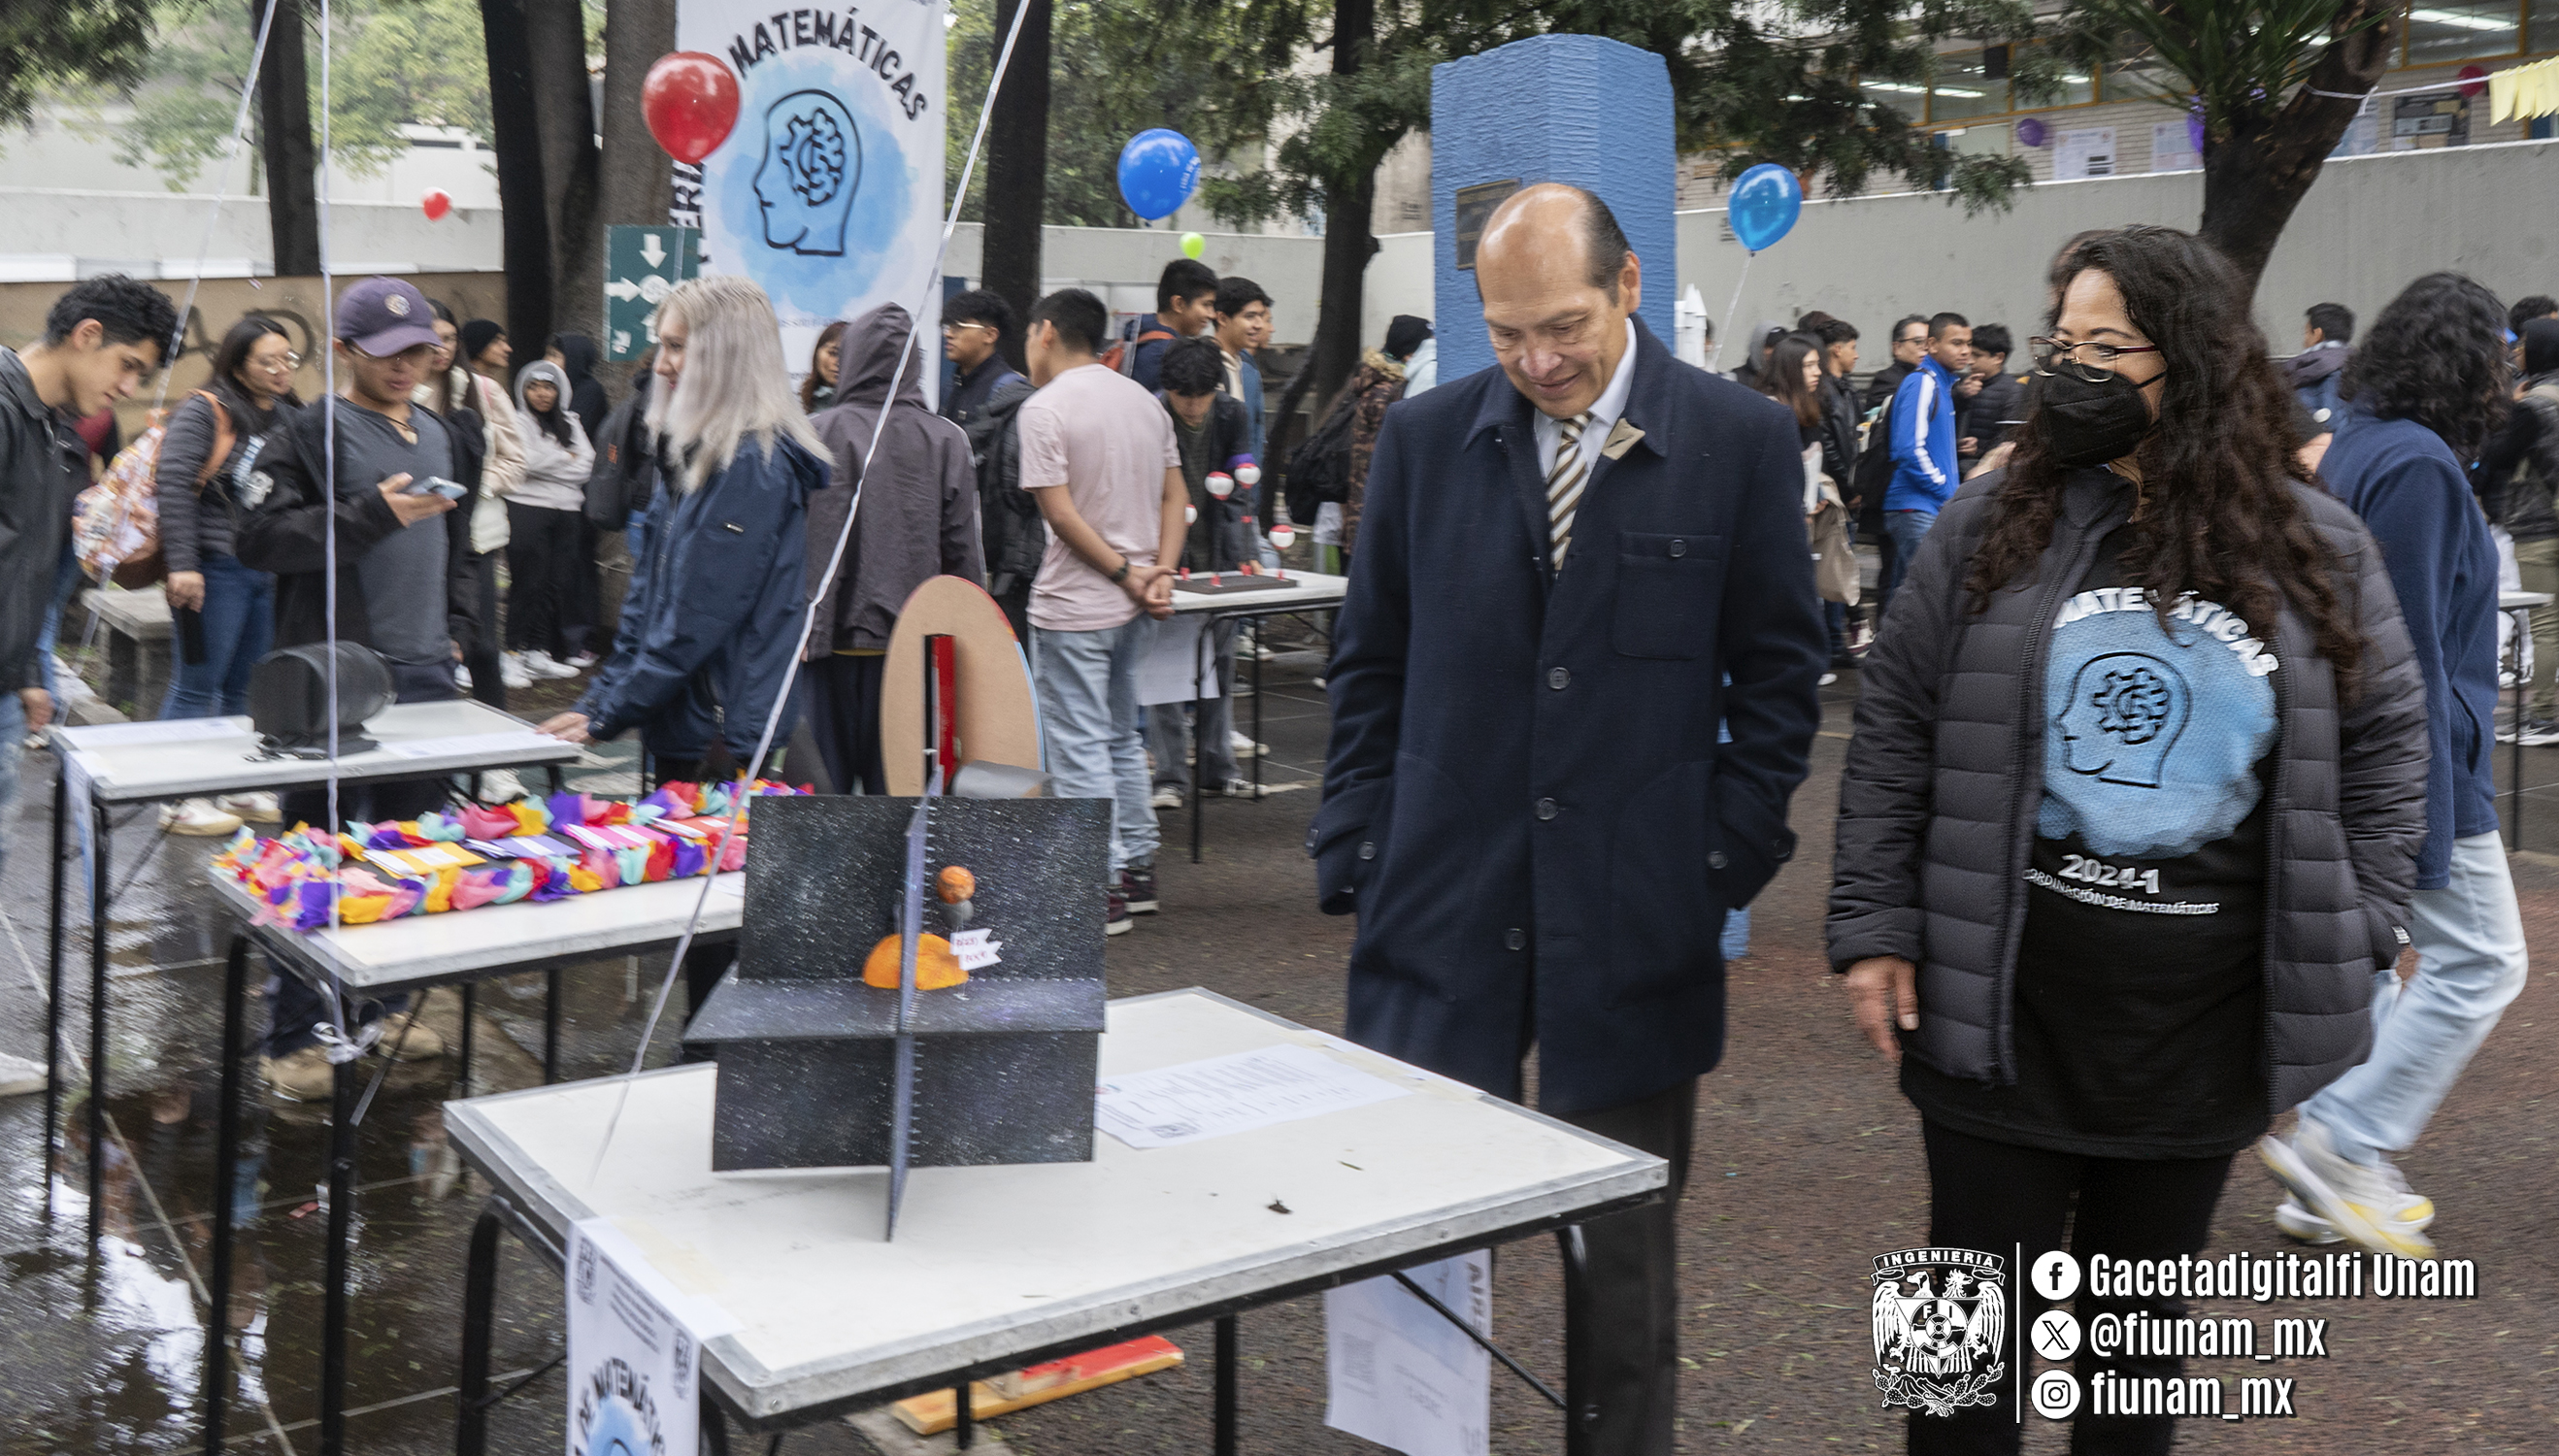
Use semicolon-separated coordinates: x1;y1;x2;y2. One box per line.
643;52;742;165
421;188;452;221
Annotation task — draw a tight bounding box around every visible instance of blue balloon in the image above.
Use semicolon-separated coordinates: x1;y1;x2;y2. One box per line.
1117;129;1203;221
1728;163;1804;253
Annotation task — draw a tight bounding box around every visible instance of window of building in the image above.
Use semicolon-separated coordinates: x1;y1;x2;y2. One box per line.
2404;1;2525;65
1928;50;2006;123
1859;78;1928;124
2527;0;2559;53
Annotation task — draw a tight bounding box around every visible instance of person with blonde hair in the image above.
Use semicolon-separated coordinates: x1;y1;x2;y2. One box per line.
539;276;829;788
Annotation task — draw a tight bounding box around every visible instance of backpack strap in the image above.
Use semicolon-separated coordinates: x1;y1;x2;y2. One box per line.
188;390;237;492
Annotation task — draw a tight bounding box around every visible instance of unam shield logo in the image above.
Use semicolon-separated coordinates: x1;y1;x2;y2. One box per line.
1871;1247;2008;1415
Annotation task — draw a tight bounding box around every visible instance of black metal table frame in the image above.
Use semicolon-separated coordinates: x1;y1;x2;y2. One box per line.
1180;598;1339;863
41;745;573;1248
454;1179;1654;1456
197;907;739;1456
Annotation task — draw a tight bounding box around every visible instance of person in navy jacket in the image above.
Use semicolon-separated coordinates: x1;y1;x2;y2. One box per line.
1312;183;1825;1453
2259;271;2524;1260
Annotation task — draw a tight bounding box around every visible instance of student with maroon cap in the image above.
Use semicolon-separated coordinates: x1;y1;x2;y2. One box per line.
234;275;488;1099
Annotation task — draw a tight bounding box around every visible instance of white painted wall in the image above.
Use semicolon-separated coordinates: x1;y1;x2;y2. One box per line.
1678;138;2559;365
0;189;505;280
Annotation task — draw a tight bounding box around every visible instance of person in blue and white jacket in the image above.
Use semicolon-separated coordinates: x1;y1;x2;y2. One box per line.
1878;312;1972;617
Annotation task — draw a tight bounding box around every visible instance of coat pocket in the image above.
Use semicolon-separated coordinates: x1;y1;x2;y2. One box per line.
1606;758;1723;1005
1612;531;1724;660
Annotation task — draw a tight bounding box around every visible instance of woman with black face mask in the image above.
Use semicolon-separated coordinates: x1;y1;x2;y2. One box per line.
1826;225;2432;1456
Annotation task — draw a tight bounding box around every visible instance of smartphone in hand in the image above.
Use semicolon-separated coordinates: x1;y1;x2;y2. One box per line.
405;477;468;500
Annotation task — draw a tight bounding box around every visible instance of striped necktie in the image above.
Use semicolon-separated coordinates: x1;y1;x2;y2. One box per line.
1547;411;1596;570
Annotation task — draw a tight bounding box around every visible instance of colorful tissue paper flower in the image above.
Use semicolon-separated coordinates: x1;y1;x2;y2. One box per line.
491;862;537;905
423;867;459;914
449;867;508;910
507;802;548;836
670;839;706;879
528;862;575;902
717;830;750;873
415;813;467;843
336;891;396;924
613;844;649;886
546;792;590;830
458;806;519;840
644;835;676;882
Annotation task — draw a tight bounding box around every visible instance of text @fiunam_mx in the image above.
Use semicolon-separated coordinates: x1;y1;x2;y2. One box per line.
2017;1251;2480;1423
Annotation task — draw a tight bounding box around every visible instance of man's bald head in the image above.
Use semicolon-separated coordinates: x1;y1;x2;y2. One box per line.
1477;183;1634;301
1474;182;1642;419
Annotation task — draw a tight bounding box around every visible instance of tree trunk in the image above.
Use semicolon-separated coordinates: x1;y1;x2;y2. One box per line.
980;0;1051;374
250;0;318;277
481;0;554;351
1307;0;1377;411
2197;1;2396;293
526;0;603;346
596;0;676;231
596;0;676;386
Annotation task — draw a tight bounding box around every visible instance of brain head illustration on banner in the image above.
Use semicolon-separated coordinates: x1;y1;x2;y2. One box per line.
677;1;946;365
754;89;863;255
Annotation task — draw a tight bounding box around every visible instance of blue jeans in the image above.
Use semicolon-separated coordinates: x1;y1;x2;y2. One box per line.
1033;616;1159;874
1880;509;1938;619
160;553;275;719
2297;832;2528;1165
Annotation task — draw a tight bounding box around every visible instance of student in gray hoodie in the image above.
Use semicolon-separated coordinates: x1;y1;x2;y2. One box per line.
803;303;985;793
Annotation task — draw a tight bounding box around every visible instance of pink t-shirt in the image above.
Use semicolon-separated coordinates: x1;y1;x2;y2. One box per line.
1017;362;1180;631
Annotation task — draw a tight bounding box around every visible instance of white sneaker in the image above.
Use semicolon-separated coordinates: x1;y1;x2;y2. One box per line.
1819;671;1840;686
160;799;244;836
568;650;599;669
478;769;529;805
499;657;535;689
514;649;581;680
454;664;473;691
1149;786;1181;811
1228;731;1268;757
2256;1117;2438;1259
216;792;282;824
1212;778;1269;799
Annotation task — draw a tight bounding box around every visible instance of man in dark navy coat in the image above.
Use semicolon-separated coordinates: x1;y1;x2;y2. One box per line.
1313;183;1825;1451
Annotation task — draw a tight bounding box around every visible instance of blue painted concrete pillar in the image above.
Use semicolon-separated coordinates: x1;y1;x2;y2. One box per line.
1431;35;1677;385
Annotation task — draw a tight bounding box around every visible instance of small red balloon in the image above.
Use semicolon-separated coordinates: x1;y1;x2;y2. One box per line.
421;188;452;221
2457;64;2489;100
643;52;742;165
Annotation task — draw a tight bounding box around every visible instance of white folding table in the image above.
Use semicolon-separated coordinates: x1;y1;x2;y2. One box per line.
41;700;582;1244
1166;570;1347;861
446;987;1666;1453
193;850;741;1456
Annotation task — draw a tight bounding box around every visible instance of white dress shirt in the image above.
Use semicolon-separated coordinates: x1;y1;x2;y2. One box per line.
1532;317;1639;480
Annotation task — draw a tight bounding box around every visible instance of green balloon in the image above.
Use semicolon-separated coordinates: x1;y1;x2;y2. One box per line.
1180;232;1207;260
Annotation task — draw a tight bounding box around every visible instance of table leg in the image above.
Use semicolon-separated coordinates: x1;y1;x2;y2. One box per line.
1556;1224;1594;1456
1191;618;1210;864
544;970;562;1084
455;1201;504;1456
85;795;110;1248
1214;1313;1239;1456
2511;608;2527;850
1249;614;1264;799
202;933;251;1455
457;981;476;1097
954;1382;974;1450
42;753;63;1206
320;1048;357;1454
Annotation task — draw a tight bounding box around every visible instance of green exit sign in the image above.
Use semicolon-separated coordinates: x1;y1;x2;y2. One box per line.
603;225;702;361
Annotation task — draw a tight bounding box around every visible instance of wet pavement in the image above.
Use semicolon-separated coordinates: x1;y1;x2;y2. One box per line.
4;648;2556;1453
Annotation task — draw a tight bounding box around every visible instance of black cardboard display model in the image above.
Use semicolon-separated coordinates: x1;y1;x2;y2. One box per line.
685;793;1109;1199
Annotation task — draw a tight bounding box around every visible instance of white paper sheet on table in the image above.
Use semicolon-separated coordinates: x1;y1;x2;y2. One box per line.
1094;1042;1412;1149
381;731;560;760
62;716;245;746
1135;615;1218;706
1325;1252;1492;1456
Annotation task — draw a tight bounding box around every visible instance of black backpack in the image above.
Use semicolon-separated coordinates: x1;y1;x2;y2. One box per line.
583;379;657;529
1283;391;1359;524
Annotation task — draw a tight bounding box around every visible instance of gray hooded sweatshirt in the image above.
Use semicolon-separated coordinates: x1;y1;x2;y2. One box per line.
804;303;985;655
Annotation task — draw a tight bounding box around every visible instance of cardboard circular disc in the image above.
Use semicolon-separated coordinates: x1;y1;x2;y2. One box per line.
880;575;1041;795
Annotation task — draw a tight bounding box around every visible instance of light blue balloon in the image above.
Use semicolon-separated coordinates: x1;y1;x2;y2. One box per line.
1117;129;1202;221
1728;163;1804;253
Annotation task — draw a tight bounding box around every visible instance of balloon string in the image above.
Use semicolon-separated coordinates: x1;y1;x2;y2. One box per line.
582;0;1038;1190
1708;252;1754;375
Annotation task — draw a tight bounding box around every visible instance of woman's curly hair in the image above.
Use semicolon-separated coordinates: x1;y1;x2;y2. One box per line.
1962;225;2367;697
2342;271;2512;463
